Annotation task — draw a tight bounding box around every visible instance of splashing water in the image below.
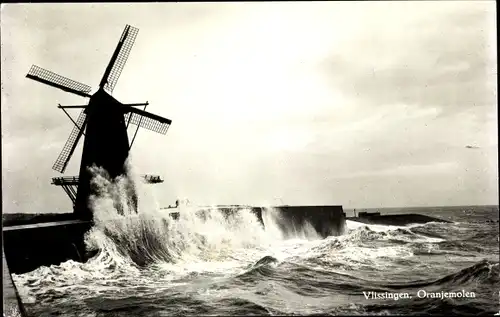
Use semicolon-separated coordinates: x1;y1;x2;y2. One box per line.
83;163;320;274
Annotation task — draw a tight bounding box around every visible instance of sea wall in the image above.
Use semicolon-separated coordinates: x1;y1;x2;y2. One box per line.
3;220;92;275
169;205;347;238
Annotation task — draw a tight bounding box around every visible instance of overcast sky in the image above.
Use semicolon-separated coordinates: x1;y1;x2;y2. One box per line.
1;2;497;213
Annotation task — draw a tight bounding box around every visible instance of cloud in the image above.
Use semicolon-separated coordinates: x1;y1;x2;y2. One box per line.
320;2;496;117
332;162;459;179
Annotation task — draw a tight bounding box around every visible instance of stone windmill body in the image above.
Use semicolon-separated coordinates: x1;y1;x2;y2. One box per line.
26;25;171;220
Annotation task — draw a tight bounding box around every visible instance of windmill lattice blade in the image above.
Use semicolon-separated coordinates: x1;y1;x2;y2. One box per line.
124;109;171;135
102;25;139;94
53;110;87;173
26;65;92;98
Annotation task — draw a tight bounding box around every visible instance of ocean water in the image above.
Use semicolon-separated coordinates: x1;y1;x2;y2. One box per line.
11;170;500;316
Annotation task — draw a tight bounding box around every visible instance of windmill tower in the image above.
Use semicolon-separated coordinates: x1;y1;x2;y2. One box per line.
26;25;171;220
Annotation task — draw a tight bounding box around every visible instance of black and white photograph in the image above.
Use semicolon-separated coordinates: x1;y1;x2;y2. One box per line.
1;2;498;316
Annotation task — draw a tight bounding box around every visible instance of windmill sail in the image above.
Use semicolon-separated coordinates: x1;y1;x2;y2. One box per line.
26;65;92;98
53;110;88;173
24;21;170;223
124;107;171;134
99;25;139;94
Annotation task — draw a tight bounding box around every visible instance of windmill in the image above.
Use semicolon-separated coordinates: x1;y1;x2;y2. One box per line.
26;24;171;220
